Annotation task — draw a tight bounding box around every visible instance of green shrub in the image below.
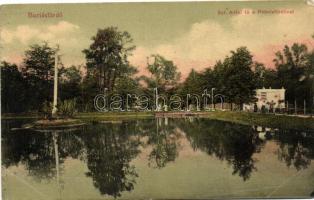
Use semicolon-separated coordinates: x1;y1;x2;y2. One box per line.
261;105;267;114
57;99;77;118
41;101;53;119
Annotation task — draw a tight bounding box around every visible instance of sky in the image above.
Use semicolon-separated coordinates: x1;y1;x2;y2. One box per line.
0;1;314;78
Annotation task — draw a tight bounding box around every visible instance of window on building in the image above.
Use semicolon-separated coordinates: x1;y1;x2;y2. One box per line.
261;92;267;100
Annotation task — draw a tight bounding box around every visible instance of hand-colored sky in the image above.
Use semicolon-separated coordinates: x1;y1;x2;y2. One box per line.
1;1;313;78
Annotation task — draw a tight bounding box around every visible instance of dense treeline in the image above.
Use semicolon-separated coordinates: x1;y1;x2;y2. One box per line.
1;27;314;113
181;43;314;111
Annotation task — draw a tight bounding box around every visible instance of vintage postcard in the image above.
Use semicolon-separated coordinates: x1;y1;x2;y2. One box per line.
1;0;314;199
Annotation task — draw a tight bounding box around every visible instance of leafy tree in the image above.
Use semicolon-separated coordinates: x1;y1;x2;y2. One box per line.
142;54;181;93
253;62;278;88
220;47;257;109
273;43;313;107
211;60;227;89
23;43;55;81
210;60;228;101
1;61;27;112
80;73;99;112
21;43;58;110
179;69;209;109
59;65;82;101
181;69;205;95
113;64;139;93
306;51;314;112
83;27;135;93
113;73;141;110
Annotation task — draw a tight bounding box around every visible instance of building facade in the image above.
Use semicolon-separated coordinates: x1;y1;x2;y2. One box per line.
244;87;285;112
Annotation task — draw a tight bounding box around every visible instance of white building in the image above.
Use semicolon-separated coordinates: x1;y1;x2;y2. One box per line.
244;87;285;111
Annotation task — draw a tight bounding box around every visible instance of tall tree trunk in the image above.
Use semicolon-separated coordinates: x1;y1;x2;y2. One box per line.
105;70;110;92
111;70;117;92
98;65;103;92
104;67;108;92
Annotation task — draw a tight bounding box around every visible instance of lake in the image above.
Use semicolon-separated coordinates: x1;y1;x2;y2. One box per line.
2;118;314;199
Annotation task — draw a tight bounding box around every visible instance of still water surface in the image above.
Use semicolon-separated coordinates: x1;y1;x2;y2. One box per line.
2;118;314;199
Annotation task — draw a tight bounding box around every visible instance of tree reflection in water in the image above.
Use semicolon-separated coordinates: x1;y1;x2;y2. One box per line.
80;122;141;197
178;118;314;180
137;118;180;168
272;129;314;170
2;121;142;197
2;118;314;198
2;130;59;181
177;118;265;181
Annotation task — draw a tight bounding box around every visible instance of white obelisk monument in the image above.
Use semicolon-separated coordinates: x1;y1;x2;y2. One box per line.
52;46;59;117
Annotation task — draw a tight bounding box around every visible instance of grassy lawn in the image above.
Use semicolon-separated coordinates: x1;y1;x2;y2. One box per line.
76;111;314;130
2;111;314;130
1;113;40;119
202;111;314;130
76;111;154;121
